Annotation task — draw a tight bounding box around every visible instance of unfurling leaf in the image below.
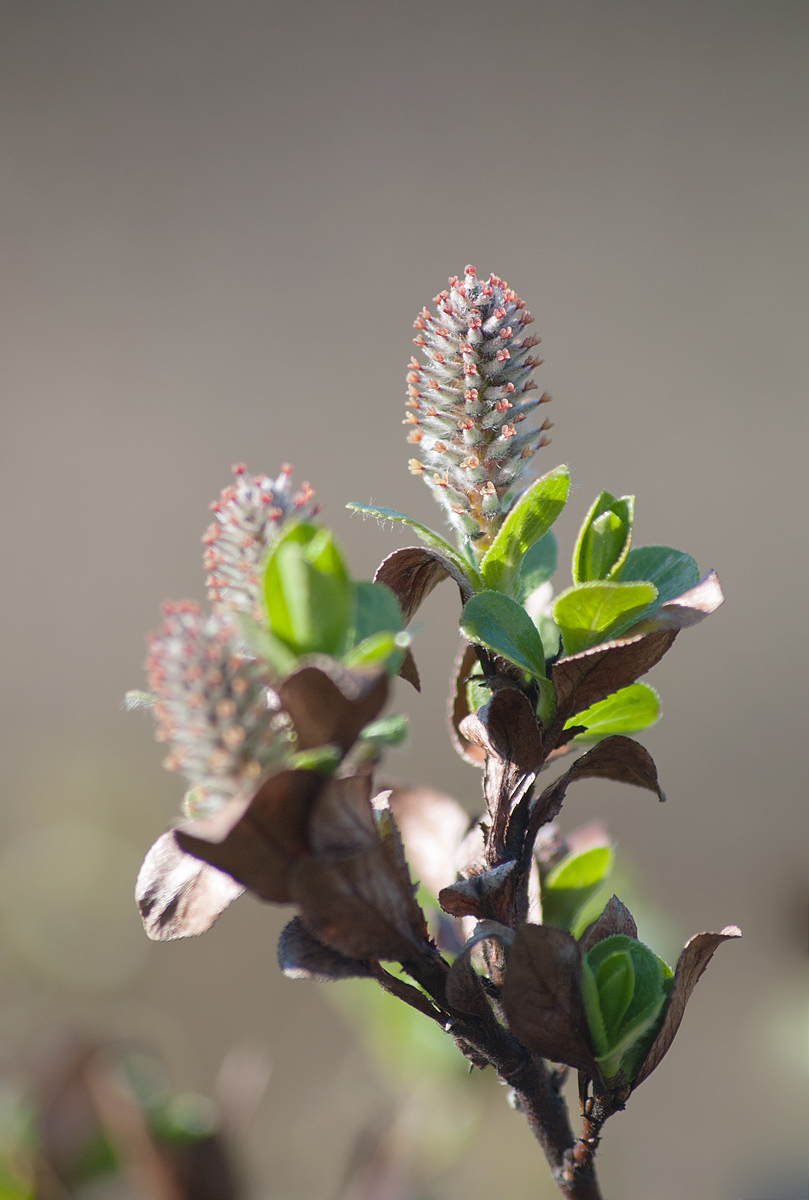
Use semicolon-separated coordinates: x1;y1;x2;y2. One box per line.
501;924;597;1073
262;521;352;656
542;845;615;934
553;580;658;656
136;831;245;942
480;466;570;595
632;925;741;1088
514;531;558;604
572;491;634;584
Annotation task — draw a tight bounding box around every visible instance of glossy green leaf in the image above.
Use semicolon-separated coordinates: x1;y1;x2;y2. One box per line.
542;845;615;933
342;630;407;675
347;503;479;586
480;465;570;595
553;580;658;656
235;611;299;677
572;491;634;584
582;934;672;1081
460;591;547;681
514;531;559;603
535;613;561;660
616;545;700;607
289;745;342;774
465;672;491;715
564;683;660;741
263;522;352;657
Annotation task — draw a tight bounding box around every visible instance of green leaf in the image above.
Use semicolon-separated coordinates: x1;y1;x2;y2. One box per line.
480;466;570;595
262;522;352;657
615;545;700;607
542;846;615;933
342;630;408;675
235;611;299;677
535;613;561;660
564;683;660;741
553;580;659;656
572;490;634;584
348;580;404;649
347;503;480;586
514;531;558;603
460;591;547;681
465;671;492;715
582;934;671;1081
357;713;409;750
289;745;342;774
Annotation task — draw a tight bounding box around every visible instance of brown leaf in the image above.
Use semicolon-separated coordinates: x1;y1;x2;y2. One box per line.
552;629;678;724
374;546;473;625
384;785;471;897
501;924;597;1073
290;841;427;962
398;646;421;691
439;861;518;922
445;921;513;1019
632;925;741;1088
635;570;725;633
277;915;375;981
461;687;545;774
308;774;377;857
136;831;245;942
175;769;325;903
278;662;388;751
448;641;486;767
578;895;639;954
530;736;665;835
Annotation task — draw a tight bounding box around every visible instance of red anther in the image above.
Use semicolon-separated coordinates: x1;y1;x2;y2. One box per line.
538;391;552;404
461;455;480;470
407;430;422;443
515;299;525;309
469;316;482;329
442;306;453;316
209;501;221;512
464;264;476;275
427;379;440;390
501;424;516;439
464;389;479;401
434;352;445;364
493;308;506;320
505;382;515;393
482;284;493;297
403;414;418;425
424;405;439;417
432;473;449;488
461;343;473;354
449;276;459;287
414;317;426;330
520;311;534;324
540;418;554;431
433;441;447;453
495;399;512;413
405;398;420;409
499;326;512;339
281;463;293;475
463;363;477;376
410;356;420;367
202;524;219;544
232;463;247;475
520;335;540;349
458;418;474;430
413;335;426;346
408;459;425;475
538;435;551;448
480;481;497;495
450;503;465;514
407;372;420;384
514;413;526;424
496;349;511;362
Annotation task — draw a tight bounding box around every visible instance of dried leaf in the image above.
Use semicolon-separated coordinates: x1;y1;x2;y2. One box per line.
449;641;486;767
531;736;664;834
439;862;518;922
578;895;639;954
384;785;471;897
175;769;325;903
374;546;473;624
398;646;421;691
469;687;545;774
501;924;597;1073
552;629;678;724
636;569;724;632
278;662;389;751
136;831;245;942
633;925;741;1088
308;774;377;857
277;915;375;981
445;921;513;1019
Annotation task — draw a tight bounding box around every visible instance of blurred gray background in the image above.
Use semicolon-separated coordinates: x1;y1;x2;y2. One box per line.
0;1;806;1197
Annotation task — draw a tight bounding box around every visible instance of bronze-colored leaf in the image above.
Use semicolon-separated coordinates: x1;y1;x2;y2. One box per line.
501;924;597;1074
136;831;245;942
439;861;518;922
578;895;639;954
449;641;486;767
308;774;377;857
290;841;428;962
278;662;388;751
530;735;664;836
277;916;375;981
632;925;741;1088
460;686;545;774
374;546;473;625
552;629;678;724
176;769;325;903
398;646;421;691
384;785;471;897
445;921;513;1019
636;570;724;633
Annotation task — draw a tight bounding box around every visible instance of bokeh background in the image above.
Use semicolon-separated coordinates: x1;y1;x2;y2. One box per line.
0;1;807;1197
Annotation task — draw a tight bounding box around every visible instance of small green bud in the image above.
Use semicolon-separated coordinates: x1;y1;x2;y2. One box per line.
572;491;634;584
